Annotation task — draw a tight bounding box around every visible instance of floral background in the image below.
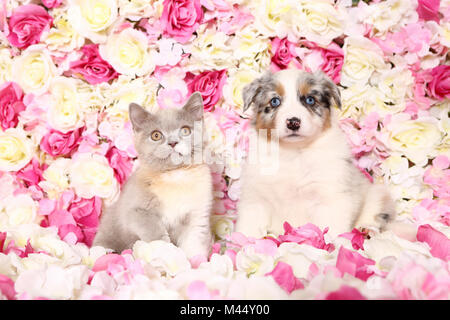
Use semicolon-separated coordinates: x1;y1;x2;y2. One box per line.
0;0;449;300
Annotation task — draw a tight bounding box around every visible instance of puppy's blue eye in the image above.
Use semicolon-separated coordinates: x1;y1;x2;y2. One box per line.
305;96;315;105
270;97;281;107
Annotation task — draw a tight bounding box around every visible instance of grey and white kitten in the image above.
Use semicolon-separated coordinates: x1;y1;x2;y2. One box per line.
93;92;213;258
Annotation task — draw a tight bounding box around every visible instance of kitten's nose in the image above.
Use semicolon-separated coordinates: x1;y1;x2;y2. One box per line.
286;117;301;131
168;141;178;148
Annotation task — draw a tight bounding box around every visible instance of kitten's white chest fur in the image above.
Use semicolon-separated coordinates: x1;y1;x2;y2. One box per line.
149;164;213;226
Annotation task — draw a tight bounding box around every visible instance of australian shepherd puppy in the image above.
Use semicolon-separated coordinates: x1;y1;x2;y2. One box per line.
235;68;396;238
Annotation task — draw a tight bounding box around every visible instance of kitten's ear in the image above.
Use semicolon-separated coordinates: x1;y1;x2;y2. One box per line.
183;92;204;120
129;103;153;131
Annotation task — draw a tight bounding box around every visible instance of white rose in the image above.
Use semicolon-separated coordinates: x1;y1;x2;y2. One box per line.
39;158;71;199
0;128;34;172
99;28;155;76
293;1;345;46
48;77;84;133
341;37;388;87
383;114;442;166
1;194;37;227
44;9;85;54
231;26;271;72
0;46;12;83
340;84;386;120
119;0;162;21
211;215;234;240
235;246;275;276
250;0;295;38
133;240;191;276
69;153;119;200
67;0;118;43
12;45;57;95
187;26;236;71
223;69;260;111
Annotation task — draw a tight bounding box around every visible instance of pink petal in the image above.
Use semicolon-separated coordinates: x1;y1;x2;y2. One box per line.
325;285;367;300
265;261;304;294
416;224;450;261
0;275;16;300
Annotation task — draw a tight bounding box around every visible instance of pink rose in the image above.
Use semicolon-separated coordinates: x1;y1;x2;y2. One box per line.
7;4;53;49
106;146;134;186
16;158;47;188
318;43;344;84
270;37;299;71
68;196;102;246
70;44;119;85
40;127;83;157
417;0;440;22
0;82;26;130
41;0;63;9
186;69;227;111
427;65;450;100
160;0;204;43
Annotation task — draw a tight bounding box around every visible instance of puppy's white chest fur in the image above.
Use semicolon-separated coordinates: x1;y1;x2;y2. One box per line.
149;165;212;224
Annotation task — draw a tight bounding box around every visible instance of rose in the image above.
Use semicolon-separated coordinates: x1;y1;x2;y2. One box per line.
7;4;53;49
105;146;133;185
293;1;344;46
317;42;344;84
340;37;387;87
186;69;227;111
417;0;440;22
70;44;119;85
231;26;271;71
42;0;63;9
160;0;203;43
44;11;86;53
0;82;26;131
40;127;84;157
0;128;34;172
99;28;155;76
383;115;442;166
11;45;57;95
40;158;71;199
427;65;450;100
68;196;102;246
69;153;119;200
48;77;83;133
67;0;118;43
270;37;298;72
2;194;37;227
223;69;259;109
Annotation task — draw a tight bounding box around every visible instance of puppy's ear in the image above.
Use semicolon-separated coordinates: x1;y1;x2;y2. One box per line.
129;103;154;132
183;91;204;120
314;71;341;109
242;72;273;112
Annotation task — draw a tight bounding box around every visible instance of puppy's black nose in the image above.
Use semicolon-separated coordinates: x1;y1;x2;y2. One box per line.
168;141;178;148
286;117;301;131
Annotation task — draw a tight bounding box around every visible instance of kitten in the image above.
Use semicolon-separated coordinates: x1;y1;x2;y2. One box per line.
93;92;213;258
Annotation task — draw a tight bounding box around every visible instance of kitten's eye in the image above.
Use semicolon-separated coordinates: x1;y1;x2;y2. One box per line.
180;126;191;136
150;130;163;141
305;96;315;105
270;97;281;108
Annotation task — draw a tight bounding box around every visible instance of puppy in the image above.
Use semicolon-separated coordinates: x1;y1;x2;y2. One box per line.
235;69;396;238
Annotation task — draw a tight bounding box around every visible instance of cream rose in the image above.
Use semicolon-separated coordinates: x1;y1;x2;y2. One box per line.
44;9;85;53
0;46;12;83
231;27;271;72
294;1;345;46
48;77;84;133
1;194;37;227
67;0;118;43
251;0;294;37
383;115;443;166
118;0;161;20
341;37;388;87
12;45;57;95
0;128;34;172
223;69;260;110
69;153;119;200
99;28;155;76
211;215;234;240
39;158;71;199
